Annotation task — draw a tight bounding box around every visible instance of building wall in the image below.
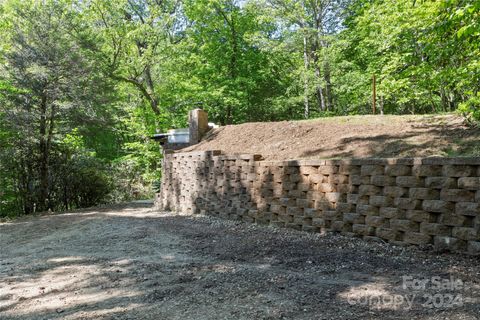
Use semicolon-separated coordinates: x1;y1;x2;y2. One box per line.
156;151;480;255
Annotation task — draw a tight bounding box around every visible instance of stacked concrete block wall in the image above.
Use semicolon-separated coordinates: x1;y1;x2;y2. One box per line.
156;151;480;255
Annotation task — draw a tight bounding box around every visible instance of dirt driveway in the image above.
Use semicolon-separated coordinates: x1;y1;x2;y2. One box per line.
1;203;479;319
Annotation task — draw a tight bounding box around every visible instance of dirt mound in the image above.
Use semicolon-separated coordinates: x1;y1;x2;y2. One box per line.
182;114;480;160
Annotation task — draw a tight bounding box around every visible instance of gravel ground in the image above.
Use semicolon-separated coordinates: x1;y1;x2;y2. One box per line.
0;203;479;320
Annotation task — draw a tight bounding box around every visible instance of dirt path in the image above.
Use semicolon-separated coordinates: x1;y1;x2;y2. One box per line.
1;203;479;319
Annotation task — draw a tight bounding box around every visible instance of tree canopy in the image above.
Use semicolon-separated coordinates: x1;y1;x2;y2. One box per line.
1;0;479;216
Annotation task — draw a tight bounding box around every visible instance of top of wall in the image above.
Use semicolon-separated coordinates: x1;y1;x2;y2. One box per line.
179;114;480;161
166;150;480;166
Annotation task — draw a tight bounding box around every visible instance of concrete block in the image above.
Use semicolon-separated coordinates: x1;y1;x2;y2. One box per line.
452;227;478;241
343;213;365;224
352;224;375;236
314;200;333;211
270;204;285;214
331;221;344;231
439;214;466;227
296;198;311;208
289;173;302;183
467;241;480;255
422;200;454;213
324;210;340;219
286;206;303;215
328;174;349;184
404;232;432;245
293;216;306;225
369;195;393;207
409;188;440;200
365;215;385;227
458;177;480;190
394;198;421;210
380;207;402;219
312;218;325;227
385;165;412;176
391;219;419;232
396;176;424;187
347;194;359;204
285;223;303;231
339;164;361;175
325;192;345;203
420;222;450;236
318;165;338;174
334;200;350;210
299;166;319;175
279;197;295;207
383;186;407;197
443;165;474;177
302;225;317;232
455;202;479;216
361;165;384;176
288;190;306;198
425;177;457;189
297;182;311;191
350;174;371;186
278;214;294;223
317;183;335;192
336;184;352;193
406;210;431;222
434;236;466;252
282;182;296;191
440;189;474;202
376;227;397;241
371;175;396;186
309;174;324;184
412;165;442;177
304;208;318;217
358;185;381;196
356;205;379;215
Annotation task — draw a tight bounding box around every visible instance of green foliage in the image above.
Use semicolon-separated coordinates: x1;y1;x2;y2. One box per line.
458;93;480;124
64;155;112;208
1;0;480;216
0;0;119;215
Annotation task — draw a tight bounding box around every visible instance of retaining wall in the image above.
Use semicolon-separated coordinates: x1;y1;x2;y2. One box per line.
155;151;480;255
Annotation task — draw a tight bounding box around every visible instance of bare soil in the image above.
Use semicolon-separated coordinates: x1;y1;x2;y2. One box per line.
183;114;480;160
1;203;479;319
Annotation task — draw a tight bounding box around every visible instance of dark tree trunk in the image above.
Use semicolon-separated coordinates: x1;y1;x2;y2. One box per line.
304;31;311;118
38;92;55;212
38;93;49;211
324;60;333;111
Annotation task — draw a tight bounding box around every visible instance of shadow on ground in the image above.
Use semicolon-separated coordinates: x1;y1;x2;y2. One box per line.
0;203;479;319
299;125;480;159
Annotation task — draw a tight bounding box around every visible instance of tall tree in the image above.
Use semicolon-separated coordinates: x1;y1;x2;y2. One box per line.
265;0;350;117
88;0;183;119
0;0;113;212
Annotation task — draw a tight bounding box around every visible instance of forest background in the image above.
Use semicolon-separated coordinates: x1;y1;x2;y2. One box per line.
0;0;478;216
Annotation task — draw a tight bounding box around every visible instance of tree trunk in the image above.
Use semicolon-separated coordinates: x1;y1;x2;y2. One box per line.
311;3;332;113
314;64;326;112
38;92;56;212
379;95;384;115
323;60;333;111
228;7;238;124
303;31;310;118
38;94;49;212
440;87;448;112
216;2;238;124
